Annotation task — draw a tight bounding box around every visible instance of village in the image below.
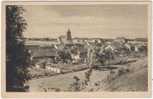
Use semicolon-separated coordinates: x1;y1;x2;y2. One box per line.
24;29;148;92
4;3;151;97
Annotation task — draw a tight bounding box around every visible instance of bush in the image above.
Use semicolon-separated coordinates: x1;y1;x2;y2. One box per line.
117;67;130;76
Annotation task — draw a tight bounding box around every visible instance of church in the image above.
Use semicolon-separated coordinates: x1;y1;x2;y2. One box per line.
58;29;73;45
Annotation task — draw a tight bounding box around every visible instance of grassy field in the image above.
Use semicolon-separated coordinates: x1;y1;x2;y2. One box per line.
27;57;148;92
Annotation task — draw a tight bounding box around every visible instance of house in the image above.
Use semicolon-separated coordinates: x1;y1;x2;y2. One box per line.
30;47;58;64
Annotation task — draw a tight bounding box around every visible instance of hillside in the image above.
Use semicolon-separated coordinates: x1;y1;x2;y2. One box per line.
27;57;148;92
104;58;148;91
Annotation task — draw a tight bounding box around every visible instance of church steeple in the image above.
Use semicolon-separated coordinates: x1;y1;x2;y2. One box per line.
67;29;72;41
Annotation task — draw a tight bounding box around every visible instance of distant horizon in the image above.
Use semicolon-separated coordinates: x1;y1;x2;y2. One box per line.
24;35;148;39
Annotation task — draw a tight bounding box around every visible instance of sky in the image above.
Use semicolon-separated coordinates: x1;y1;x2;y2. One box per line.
22;4;148;39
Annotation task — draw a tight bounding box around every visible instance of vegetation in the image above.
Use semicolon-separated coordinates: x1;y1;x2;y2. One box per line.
6;5;30;91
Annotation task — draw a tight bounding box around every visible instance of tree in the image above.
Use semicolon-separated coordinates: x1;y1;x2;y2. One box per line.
6;5;30;91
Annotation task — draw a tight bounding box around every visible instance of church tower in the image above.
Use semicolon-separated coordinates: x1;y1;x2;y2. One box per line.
67;29;72;41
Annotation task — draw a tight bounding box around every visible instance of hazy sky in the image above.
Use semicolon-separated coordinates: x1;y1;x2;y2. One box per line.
23;5;148;38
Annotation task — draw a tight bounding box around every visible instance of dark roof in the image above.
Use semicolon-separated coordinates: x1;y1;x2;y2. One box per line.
31;48;58;57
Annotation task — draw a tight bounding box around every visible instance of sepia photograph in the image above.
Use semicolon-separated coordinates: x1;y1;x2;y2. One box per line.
1;1;152;98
